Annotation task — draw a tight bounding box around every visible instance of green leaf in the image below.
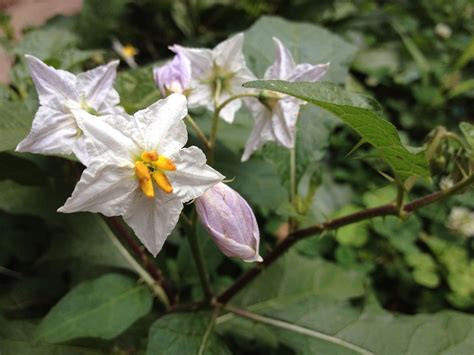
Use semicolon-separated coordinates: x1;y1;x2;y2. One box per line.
244;16;357;83
14;28;79;60
0;317;102;355
40;214;134;272
0;101;33;152
460;122;474;149
115;65;161;114
218;252;474;354
333;205;369;247
147;312;231;355
35;274;153;343
0;152;47;185
244;80;430;182
78;0;130;47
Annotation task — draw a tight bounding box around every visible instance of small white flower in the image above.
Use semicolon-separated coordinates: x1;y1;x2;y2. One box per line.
16;55;124;165
172;33;256;123
447;207;474;238
241;37;330;162
112;39;138;69
58;93;224;256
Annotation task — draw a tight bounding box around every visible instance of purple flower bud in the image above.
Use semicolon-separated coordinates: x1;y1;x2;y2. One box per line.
195;183;263;262
153;50;191;96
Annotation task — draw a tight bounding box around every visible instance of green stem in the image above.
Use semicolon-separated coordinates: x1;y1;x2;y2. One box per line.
187;210;213;302
221;305;373;355
186;114;210;149
101;217;170;309
289;138;297;232
198;307;220;355
208;92;260;164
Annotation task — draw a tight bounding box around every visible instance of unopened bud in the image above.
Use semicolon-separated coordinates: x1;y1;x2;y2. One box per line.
195;183;263;262
153;51;191;97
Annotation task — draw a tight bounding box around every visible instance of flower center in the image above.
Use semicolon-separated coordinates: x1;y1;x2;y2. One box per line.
134;150;176;198
205;64;235;94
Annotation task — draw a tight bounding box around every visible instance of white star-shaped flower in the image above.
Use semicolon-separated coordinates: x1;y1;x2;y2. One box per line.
16;55;124;165
241;37;330;162
172;33;256;123
58;93;224;256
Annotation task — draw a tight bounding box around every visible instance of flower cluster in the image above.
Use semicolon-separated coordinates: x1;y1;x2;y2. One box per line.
154;34;330;161
16;33;328;262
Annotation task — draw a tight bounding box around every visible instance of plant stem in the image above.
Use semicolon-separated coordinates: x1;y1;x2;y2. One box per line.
107;216;175;303
217;174;474;303
289;138;297;232
186;114;211;149
187;210;214;302
207;92;260;164
100;217;171;309
221;305;373;355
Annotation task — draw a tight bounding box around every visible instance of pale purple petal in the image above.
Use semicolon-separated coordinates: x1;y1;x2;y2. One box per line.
132;93;188;156
213;33;245;71
25;55;79;111
264;37;295;80
271;98;300;149
195;183;262;262
58;162;137;216
288;62;330;82
16;106;77;156
76;60;120;111
153;52;191;96
171;45;213;79
123;193;183;256
168;146;224;203
241;106;274;162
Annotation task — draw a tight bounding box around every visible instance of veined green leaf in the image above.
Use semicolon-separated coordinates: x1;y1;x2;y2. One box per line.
147;312;231;355
244;80;430;182
35;274;153;343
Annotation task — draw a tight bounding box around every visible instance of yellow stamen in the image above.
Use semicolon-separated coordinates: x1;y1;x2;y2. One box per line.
153;155;176;171
135;161;154;198
153;171;173;194
123;44;138;58
141;150;159;162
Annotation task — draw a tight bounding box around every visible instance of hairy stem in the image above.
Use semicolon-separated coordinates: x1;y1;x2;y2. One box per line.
217;174;474;303
187;210;214;302
221;305;373;355
186;114;211;149
101;217;170;309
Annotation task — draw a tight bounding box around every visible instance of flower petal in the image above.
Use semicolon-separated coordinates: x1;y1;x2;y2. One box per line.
218;96;241;123
288;62;330;82
171;45;213;79
167;146;224;202
132;93;188;156
271;99;300;149
15;106;77;155
241;107;274;162
58;162;137;216
76;60;120;111
264;37;296;80
25;55;78;110
72;109;138;164
213;33;246;71
123;193;183;256
187;83;213;110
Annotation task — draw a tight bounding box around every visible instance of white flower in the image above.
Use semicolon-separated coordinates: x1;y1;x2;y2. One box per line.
241;37;330;162
447;207;474;238
58;93;224;256
172;33;256;123
16;55;124;165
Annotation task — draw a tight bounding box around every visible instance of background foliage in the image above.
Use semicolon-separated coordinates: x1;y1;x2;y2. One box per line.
1;0;473;354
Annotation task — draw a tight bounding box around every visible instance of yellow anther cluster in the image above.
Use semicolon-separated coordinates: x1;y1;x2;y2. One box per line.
135;150;176;198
